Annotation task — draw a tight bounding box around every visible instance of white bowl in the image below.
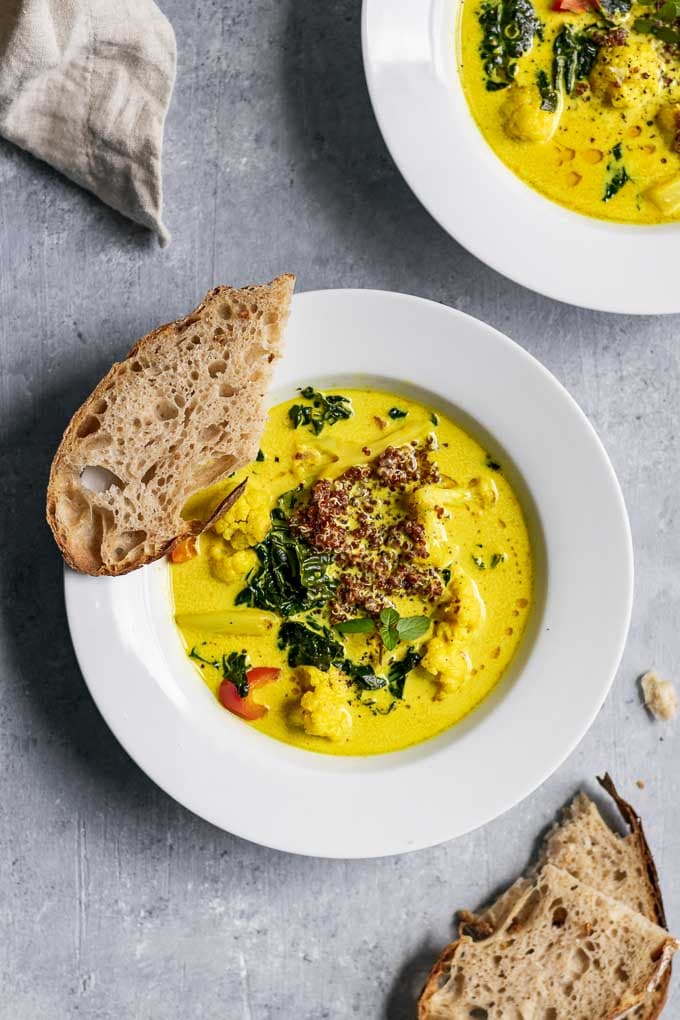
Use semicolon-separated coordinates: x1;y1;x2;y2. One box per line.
64;289;633;858
362;0;680;314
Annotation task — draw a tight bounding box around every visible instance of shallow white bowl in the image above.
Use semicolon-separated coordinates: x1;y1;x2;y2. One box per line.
65;290;633;858
362;0;680;314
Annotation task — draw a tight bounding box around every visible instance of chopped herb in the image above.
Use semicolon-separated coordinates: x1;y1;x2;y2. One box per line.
486;456;502;471
472;554;487;570
256;449;265;462
633;0;680;42
536;69;558;113
335;617;376;636
388;407;408;420
611;141;623;161
236;496;336;616
430;412;440;426
603;167;630;202
288;387;353;436
479;0;543;90
388;649;422;700
441;567;452;586
490;553;506;568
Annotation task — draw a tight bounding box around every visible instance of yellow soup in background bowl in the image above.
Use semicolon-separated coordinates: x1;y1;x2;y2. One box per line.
459;0;680;223
172;387;532;756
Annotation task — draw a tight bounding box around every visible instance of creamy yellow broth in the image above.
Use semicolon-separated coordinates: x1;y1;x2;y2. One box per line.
459;0;680;223
172;389;532;755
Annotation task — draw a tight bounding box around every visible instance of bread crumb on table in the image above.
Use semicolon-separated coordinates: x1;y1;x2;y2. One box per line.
641;670;678;722
636;779;646;789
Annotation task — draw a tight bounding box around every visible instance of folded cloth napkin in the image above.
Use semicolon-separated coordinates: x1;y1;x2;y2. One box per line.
0;0;176;244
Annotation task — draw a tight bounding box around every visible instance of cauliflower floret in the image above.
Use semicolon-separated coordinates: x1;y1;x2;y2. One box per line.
421;567;486;697
501;85;561;143
590;42;660;110
209;546;258;584
298;667;352;742
212;485;271;551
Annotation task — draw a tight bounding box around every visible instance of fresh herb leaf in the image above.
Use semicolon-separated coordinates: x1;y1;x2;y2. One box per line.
288;387;353;436
611;141;623;161
335;617;376;635
236;500;336;616
486;456;502;471
603;167;630;202
472;554;487;570
256;449;265;462
388;649;422;700
388;407;408;420
536;69;558;113
479;0;543;89
378;607;400;651
345;664;386;691
396;616;431;642
430;412;440;426
490;553;506;569
441;567;452;586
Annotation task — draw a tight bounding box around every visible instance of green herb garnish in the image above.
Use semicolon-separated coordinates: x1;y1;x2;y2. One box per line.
611;141;623;161
490;553;506;568
256;449;265;462
288;386;353;436
335;617;376;635
441;567;452;586
378;608;430;651
278;621;387;692
388;407;408;420
430;413;440;426
486;456;502;472
472;555;487;570
236;496;336;616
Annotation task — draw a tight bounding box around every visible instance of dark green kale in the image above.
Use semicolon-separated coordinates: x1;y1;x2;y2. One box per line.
536;69;559;113
479;0;543;90
236;497;336;616
189;648;251;697
603;167;630;202
387;649;422;700
552;24;601;95
288;387;353;436
388;407;408;419
278;621;387;691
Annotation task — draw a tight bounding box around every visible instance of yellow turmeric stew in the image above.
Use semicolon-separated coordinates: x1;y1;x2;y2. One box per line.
459;0;680;222
171;388;532;756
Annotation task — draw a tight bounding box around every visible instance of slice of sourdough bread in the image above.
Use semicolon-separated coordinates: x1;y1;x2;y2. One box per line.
47;274;295;575
419;864;678;1020
458;775;671;1018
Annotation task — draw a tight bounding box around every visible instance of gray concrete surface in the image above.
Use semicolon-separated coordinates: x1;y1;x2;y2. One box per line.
0;1;678;1017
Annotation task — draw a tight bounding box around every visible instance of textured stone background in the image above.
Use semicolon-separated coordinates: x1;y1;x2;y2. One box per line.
0;1;678;1017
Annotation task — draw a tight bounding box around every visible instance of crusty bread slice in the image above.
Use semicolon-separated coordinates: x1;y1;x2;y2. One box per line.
46;274;295;575
458;775;671;1018
419;864;678;1020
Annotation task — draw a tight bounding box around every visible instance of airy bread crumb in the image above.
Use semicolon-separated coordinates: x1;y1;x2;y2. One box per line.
641;670;678;722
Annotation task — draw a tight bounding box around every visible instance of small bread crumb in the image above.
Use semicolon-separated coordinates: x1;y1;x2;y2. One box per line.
641;670;678;722
636;779;645;789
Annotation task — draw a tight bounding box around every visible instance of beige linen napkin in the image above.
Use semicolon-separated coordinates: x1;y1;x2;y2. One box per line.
0;0;176;244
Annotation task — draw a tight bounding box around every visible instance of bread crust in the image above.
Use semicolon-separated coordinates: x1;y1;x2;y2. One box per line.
46;275;294;576
422;777;675;1020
